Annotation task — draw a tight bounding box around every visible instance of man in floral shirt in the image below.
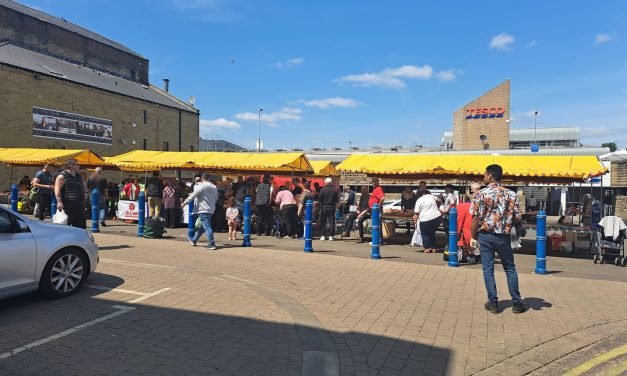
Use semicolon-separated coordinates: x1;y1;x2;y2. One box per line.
470;164;527;314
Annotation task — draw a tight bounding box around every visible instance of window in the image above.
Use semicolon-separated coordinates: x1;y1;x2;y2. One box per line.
0;210;14;233
190;145;194;152
143;110;147;124
162;141;169;151
143;138;147;150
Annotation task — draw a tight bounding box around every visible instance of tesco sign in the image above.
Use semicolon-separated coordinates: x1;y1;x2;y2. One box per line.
466;107;505;119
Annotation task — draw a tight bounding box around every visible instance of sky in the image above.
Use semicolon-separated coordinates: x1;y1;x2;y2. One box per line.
22;0;627;151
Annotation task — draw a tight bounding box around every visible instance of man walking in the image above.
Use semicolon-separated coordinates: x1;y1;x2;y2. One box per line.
31;163;54;220
86;167;108;226
145;171;164;218
182;172;219;250
255;174;273;236
470;164;527;314
318;177;338;240
54;159;87;229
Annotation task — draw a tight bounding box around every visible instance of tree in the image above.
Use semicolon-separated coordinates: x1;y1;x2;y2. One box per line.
601;142;617;152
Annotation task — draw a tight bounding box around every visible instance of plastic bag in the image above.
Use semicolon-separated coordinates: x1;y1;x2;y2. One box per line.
194;216;201;230
411;226;423;247
53;209;68;225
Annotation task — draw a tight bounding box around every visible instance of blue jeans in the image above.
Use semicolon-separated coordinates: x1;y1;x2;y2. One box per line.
193;212;215;247
478;232;522;304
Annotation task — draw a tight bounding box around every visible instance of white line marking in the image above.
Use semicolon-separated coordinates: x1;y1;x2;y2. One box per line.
84;284;146;296
220;275;257;285
100;258;174;269
127;288;171;303
0;305;135;360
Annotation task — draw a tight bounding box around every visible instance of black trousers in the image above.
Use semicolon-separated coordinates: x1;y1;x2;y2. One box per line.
65;204;86;229
37;193;51;220
358;212;371;239
344;211;358;233
320;206;336;237
281;204;298;237
256;205;273;235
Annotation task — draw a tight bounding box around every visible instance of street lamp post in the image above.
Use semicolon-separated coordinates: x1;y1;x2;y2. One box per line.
257;108;263;152
531;110;539;152
349;140;352;154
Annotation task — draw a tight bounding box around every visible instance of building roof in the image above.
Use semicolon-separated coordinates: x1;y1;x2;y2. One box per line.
0;0;145;59
509;127;580;142
0;43;197;113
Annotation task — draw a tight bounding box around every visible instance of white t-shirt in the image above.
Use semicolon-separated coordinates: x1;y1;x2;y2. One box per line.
414;194;441;222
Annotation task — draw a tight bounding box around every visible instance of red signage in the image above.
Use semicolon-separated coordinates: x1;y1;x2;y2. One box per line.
466;107;505;119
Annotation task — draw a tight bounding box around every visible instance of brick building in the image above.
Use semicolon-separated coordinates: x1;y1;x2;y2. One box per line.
451;79;510;150
0;0;199;188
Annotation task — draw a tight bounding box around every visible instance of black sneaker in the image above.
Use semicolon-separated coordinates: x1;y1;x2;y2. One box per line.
512;302;528;314
484;301;499;314
100;221;107;227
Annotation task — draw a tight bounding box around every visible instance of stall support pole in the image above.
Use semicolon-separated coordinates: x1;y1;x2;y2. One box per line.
187;201;195;241
370;203;381;259
90;189;100;233
10;184;18;211
448;207;459;267
242;196;252;247
137;192;145;238
304;200;313;252
535;210;547;275
50;195;57;220
8;165;14;198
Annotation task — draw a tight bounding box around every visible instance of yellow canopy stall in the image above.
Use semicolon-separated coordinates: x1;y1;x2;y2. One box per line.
309;160;339;177
0;148;106;167
337;154;607;183
104;150;314;175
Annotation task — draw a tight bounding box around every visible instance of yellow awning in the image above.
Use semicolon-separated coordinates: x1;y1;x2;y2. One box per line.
309;161;339;176
104;150;313;174
0;148;106;167
337;154;607;182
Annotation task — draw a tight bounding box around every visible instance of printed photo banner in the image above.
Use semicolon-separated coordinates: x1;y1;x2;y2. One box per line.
32;106;113;145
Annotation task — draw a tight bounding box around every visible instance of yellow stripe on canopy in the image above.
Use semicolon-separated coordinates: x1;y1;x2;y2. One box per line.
0;148;106;167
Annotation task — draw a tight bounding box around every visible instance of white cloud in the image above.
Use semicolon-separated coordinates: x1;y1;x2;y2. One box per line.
336;64;434;89
274;57;305;69
595;33;612;44
527;40;537;48
436;69;458;82
297;97;361;109
200;118;241;129
490;32;515;49
235;107;302;127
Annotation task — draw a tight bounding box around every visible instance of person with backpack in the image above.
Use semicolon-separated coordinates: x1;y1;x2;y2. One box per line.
31;163;54;221
182;172;219;250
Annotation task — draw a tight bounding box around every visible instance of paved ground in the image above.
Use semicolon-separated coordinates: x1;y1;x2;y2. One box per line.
0;219;626;375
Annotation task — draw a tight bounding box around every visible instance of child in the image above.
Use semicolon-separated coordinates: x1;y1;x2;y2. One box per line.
226;199;240;240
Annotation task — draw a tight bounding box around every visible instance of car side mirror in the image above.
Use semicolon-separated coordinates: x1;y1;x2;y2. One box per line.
17;221;30;233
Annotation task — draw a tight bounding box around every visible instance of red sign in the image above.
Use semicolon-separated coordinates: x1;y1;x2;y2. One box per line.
466;107;505;119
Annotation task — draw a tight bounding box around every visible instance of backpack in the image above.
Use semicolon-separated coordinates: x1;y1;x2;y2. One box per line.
28;187;39;203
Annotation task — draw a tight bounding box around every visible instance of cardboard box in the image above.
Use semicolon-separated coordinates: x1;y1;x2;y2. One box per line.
382;221;396;239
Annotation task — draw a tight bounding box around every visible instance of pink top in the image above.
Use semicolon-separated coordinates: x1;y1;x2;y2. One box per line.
275;190;297;209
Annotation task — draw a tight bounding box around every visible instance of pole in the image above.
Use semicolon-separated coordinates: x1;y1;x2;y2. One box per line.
8;165;13;198
370;203;381;259
242;196;252;247
187;201;195;241
10;184;18;211
535;210;547;274
50;195;57;221
448;207;459;267
90;188;100;233
257;108;263;152
304;199;313;252
137;192;145;237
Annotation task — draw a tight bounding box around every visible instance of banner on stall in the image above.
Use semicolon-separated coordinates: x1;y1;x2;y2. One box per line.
32;107;113;145
116;200;148;221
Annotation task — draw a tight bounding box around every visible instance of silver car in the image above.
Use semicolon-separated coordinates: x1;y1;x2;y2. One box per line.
0;206;98;300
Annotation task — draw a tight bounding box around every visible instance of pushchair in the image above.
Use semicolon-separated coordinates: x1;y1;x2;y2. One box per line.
271;212;287;239
593;216;626;266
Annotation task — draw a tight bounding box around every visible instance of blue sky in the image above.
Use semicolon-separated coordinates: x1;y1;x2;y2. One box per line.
24;0;627;150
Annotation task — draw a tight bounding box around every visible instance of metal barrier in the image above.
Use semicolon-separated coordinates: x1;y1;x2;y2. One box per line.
304;200;313;252
187;201;195;241
10;184;18;211
535;210;547;274
242;196;252;247
137;192;145;238
448;207;459;267
370;203;381;259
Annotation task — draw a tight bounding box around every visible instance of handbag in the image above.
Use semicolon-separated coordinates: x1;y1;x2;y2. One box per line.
28;187;39;203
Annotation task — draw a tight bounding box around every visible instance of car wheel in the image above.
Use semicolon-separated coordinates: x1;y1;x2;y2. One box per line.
39;248;87;299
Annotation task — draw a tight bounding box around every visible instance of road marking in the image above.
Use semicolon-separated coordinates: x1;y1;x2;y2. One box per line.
603;359;627;376
99;258;175;269
0;305;135;360
84;284;146;295
219;275;257;285
127;288;171;303
563;344;627;376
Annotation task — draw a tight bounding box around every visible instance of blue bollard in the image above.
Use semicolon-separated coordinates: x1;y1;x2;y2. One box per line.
10;184;18;211
448;207;459;267
535;210;547;274
91;189;100;233
137;192;145;237
187;201;195;241
242;196;252;247
50;195;57;221
371;203;381;259
304;200;313;252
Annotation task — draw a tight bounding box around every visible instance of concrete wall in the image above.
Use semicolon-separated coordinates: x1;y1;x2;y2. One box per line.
0;5;148;83
452;80;510;150
0;64;199;190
